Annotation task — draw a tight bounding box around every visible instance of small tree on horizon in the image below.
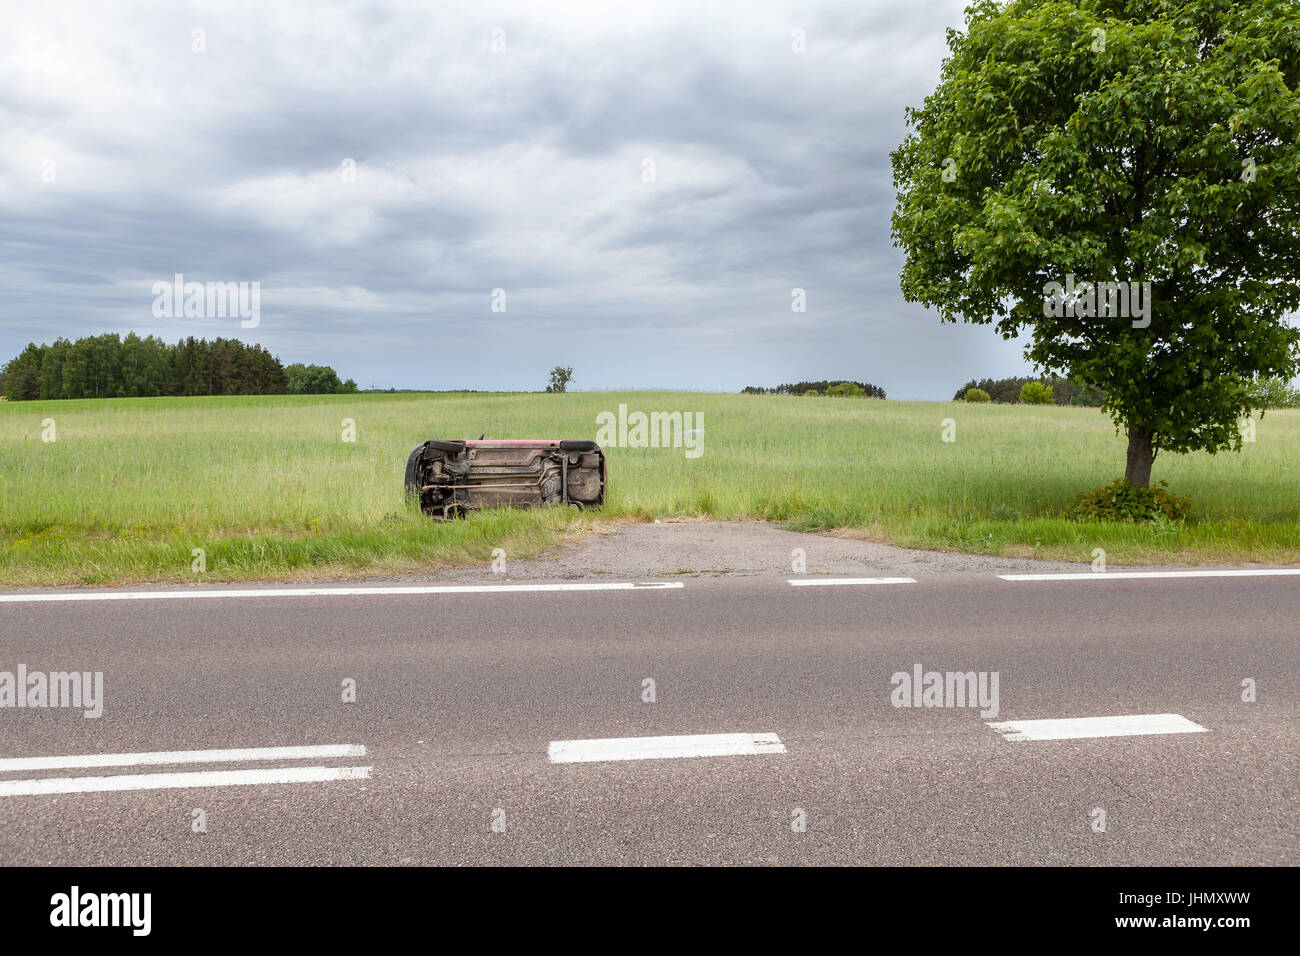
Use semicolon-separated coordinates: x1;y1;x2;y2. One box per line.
545;366;574;393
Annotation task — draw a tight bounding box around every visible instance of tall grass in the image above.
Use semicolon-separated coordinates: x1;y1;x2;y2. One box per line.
1;392;1296;584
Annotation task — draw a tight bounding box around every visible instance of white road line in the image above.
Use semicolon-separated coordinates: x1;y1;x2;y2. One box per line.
0;765;372;797
0;582;684;604
548;732;786;764
999;569;1300;581
788;577;917;587
0;744;365;774
986;713;1209;741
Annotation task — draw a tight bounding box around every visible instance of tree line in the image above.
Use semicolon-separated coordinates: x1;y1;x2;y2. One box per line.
953;376;1104;406
742;380;887;398
1;333;356;401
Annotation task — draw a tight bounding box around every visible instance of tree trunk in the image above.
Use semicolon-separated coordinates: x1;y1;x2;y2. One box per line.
1124;426;1155;487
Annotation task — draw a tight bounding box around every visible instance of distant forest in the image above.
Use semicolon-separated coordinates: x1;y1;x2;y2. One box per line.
1;333;356;401
738;375;1105;404
742;380;887;398
952;375;1105;405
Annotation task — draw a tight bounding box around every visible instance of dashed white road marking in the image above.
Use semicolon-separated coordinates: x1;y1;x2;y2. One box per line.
986;713;1209;741
0;582;684;604
999;569;1300;581
0;744;365;774
788;577;917;587
0;765;372;797
548;732;786;764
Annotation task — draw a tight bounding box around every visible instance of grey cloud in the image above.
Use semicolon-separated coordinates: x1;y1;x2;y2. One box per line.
0;0;1035;398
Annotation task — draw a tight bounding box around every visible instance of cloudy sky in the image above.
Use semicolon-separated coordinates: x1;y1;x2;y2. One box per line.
1;0;1037;399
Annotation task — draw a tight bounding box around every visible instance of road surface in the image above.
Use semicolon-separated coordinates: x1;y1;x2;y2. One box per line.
0;569;1295;865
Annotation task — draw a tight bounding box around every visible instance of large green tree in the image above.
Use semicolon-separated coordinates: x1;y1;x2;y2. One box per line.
891;0;1300;485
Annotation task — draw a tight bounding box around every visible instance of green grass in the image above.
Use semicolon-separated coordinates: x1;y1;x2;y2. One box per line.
1;391;1297;585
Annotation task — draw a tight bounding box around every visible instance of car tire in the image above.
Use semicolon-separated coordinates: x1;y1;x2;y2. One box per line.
558;440;598;452
425;439;468;454
404;444;427;498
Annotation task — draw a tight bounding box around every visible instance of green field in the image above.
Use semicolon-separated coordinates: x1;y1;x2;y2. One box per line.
1;391;1297;585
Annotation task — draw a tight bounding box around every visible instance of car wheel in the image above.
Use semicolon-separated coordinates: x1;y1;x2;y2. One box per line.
404;444;427;498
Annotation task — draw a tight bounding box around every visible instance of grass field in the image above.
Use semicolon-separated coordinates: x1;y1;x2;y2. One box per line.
1;391;1297;585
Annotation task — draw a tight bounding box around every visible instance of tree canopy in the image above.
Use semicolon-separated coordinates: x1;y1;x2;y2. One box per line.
545;366;574;393
742;380;887;398
953;374;1103;404
891;0;1300;485
2;334;353;400
283;363;358;395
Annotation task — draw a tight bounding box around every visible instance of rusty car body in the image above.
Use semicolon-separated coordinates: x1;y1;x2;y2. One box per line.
404;438;606;518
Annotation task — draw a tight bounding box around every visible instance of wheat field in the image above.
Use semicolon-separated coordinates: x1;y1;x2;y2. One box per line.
1;391;1296;584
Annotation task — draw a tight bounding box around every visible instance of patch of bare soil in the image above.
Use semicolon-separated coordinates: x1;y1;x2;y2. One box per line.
400;519;1097;582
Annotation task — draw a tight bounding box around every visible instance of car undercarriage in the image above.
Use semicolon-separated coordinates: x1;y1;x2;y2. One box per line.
404;438;606;518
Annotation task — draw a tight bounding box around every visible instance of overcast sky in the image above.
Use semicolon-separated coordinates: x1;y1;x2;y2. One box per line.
1;0;1039;399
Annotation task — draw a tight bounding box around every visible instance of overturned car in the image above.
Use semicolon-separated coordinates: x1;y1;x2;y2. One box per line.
404;438;606;518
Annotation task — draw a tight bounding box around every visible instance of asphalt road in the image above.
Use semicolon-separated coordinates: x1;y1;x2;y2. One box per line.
0;571;1295;865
